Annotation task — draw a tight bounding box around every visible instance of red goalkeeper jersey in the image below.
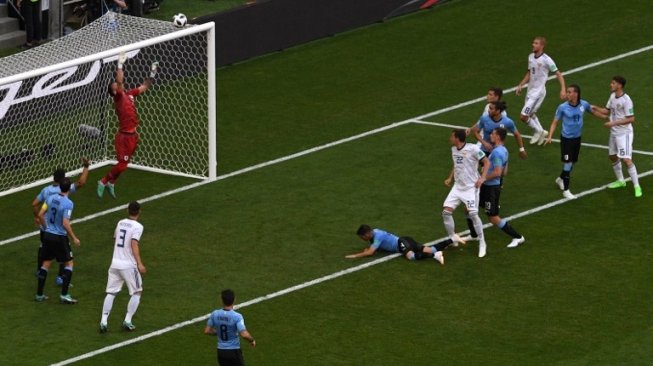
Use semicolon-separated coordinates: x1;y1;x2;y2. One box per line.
114;88;141;133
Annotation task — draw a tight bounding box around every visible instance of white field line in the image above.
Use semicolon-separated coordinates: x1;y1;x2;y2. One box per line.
415;44;653;121
3;45;652;247
410;120;653;156
50;168;653;366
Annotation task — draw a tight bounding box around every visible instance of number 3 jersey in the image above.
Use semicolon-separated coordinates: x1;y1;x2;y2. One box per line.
111;218;144;269
451;143;485;190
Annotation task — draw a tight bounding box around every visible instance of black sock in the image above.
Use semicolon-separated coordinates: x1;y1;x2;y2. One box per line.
37;268;48;296
561;171;570;190
466;218;477;238
58;263;65;278
434;238;453;251
36;248;43;273
61;268;73;295
414;251;429;260
501;222;521;239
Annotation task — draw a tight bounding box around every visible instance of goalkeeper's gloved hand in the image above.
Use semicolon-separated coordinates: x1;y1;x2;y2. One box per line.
117;52;127;69
150;61;159;79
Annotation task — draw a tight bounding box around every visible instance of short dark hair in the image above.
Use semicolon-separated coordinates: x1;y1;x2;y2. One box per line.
488;87;503;99
490;100;507;112
356;224;372;236
53;168;65;184
493;127;507;141
453;128;467;143
221;289;235;306
59;177;72;193
128;201;140;216
568;84;581;101
612;75;626;87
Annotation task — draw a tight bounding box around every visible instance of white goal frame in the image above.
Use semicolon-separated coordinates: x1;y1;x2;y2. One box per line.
0;21;216;197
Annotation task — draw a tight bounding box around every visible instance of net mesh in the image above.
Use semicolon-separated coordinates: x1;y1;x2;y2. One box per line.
0;12;210;195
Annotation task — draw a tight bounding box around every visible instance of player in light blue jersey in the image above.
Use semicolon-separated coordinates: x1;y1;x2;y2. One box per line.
345;225;463;265
205;289;256;366
471;101;527;159
480;128;525;248
545;85;600;199
36;178;81;303
31;159;89;286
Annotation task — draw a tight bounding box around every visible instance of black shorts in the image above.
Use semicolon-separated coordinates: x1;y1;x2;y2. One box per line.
217;348;245;366
480;184;501;217
40;232;73;263
560;136;581;163
398;237;424;254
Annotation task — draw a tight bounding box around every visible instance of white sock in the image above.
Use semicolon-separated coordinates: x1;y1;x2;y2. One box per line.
442;211;455;236
627;163;640;186
125;294;141;323
101;293;116;324
527;115;543;132
612;161;624;181
469;212;484;241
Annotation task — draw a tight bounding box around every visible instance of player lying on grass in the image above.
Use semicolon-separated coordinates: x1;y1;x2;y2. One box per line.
345;224;466;265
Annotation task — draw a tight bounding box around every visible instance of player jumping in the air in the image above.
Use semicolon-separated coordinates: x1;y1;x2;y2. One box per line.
97;53;158;199
516;36;566;146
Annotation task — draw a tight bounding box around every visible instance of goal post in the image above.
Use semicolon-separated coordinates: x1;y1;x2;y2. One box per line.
0;13;217;197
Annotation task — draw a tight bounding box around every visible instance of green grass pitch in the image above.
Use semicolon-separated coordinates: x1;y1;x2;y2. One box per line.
1;0;653;365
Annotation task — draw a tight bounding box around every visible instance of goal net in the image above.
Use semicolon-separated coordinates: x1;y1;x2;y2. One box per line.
0;12;216;197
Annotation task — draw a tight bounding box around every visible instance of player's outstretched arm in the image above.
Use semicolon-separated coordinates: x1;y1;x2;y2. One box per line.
75;158;90;188
555;71;566;100
345;246;376;259
240;330;256;347
590;105;609;119
138;62;158;94
516;70;530;96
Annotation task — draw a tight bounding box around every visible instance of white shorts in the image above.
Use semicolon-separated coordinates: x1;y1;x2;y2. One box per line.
520;92;545;117
105;267;143;295
443;185;480;213
609;132;633;159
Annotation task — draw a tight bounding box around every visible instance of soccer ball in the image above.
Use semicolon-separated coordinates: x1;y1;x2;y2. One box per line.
173;13;187;28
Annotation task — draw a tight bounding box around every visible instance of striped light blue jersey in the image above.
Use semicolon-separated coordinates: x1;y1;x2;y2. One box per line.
485;145;508;186
207;308;247;350
36;183;77;203
369;228;399;252
43;194;74;236
555;99;591;138
476;115;518;152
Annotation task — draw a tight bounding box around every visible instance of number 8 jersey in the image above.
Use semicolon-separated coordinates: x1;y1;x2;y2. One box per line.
111;218;144;269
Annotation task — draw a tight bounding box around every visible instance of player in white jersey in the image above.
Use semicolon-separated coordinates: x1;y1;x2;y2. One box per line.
516;36;566;146
442;129;490;257
591;76;642;198
99;201;146;333
466;87;506;138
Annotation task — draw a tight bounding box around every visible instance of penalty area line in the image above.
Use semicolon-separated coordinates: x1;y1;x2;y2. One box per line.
50;168;653;366
410;120;653;156
3;44;653;247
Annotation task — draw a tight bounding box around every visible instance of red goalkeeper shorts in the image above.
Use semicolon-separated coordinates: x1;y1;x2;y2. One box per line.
115;132;140;163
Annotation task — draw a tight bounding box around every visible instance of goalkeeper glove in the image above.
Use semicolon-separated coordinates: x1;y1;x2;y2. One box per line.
117;52;127;69
150;62;159;79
